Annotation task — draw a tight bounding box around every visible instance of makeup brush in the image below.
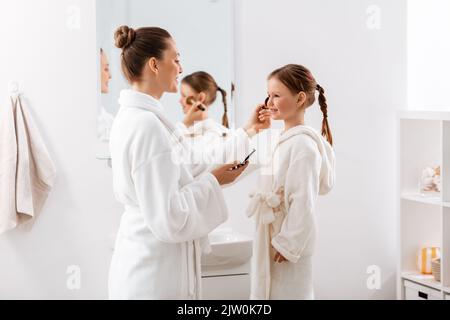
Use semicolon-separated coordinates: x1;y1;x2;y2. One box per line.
260;96;269;110
186;96;206;111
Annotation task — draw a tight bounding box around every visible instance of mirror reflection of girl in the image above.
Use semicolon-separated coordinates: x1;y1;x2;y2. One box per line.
178;71;229;136
247;64;336;300
177;71;265;167
108;25;263;300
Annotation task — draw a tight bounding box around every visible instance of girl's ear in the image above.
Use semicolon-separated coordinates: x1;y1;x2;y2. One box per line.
198;92;207;103
297;91;307;107
148;57;158;74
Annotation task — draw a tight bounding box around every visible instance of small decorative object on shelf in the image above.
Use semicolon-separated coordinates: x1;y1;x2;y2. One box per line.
431;258;441;282
417;247;441;274
419;165;441;195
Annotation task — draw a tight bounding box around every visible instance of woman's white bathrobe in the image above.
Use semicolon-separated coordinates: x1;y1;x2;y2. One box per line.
175;119;249;170
108;89;235;299
176;118;228;139
246;125;335;299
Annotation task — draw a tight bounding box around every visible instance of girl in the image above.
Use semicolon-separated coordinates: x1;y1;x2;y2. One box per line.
247;64;336;299
108;25;264;299
178;71;229;135
176;71;249;168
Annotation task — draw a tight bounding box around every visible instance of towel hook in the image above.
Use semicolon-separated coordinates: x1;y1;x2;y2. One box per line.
8;81;20;98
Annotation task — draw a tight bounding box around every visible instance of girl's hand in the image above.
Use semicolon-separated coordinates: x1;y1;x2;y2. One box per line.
244;103;271;137
274;250;287;263
183;102;206;128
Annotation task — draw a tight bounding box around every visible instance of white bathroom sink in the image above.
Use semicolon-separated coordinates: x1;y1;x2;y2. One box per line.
201;229;253;269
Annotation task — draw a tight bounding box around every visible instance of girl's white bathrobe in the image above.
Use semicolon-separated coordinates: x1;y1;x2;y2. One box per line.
108;89;233;300
246;125;335;300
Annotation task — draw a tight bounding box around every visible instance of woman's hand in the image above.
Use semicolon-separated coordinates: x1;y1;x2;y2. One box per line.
211;161;249;185
244;103;271;137
274;250;287;263
183;102;206;128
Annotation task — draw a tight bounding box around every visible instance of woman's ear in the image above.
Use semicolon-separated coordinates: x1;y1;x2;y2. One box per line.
198;92;207;104
148;57;158;74
297;92;307;108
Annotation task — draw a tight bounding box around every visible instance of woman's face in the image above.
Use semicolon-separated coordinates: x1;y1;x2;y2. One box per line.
100;51;111;94
266;77;303;120
157;38;183;93
179;83;199;114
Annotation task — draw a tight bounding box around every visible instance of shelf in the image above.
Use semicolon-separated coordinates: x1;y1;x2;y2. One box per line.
399;110;450;121
399;111;448;300
402;272;442;291
401;193;444;206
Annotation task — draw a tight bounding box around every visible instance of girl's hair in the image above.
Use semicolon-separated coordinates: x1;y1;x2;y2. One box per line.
268;64;333;146
182;71;229;128
114;25;172;83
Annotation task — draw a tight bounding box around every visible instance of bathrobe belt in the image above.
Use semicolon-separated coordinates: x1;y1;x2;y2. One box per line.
246;191;283;299
188;239;203;299
247;191;282;223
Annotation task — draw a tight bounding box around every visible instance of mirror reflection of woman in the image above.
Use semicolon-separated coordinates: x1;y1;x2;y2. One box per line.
97;48;114;142
107;25;260;300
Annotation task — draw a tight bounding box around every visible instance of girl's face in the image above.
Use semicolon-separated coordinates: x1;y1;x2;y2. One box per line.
266;77;304;120
157;38;183;93
179;83;198;114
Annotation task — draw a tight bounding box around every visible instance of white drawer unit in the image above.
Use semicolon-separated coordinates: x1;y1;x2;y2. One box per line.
404;280;442;300
445;294;450;300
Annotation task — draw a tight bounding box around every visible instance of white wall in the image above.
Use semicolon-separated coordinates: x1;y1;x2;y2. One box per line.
227;0;406;299
0;0;122;299
0;0;407;299
407;0;450;110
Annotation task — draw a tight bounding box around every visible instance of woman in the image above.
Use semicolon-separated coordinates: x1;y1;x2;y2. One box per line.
108;25;267;300
247;64;335;299
97;48;114;143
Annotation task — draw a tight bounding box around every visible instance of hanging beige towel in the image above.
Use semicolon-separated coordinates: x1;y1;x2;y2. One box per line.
0;96;56;234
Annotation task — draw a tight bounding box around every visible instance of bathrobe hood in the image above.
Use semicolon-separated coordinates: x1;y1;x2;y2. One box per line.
279;125;335;195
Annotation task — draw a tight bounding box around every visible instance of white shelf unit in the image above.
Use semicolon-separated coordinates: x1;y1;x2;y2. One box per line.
398;111;450;300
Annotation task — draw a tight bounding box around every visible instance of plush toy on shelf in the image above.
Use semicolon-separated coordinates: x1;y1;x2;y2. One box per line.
419;165;441;194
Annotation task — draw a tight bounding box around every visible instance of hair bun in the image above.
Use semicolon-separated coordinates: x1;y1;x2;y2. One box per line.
114;25;136;50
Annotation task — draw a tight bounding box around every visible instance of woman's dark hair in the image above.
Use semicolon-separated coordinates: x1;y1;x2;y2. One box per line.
182;71;229;128
114;25;172;83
